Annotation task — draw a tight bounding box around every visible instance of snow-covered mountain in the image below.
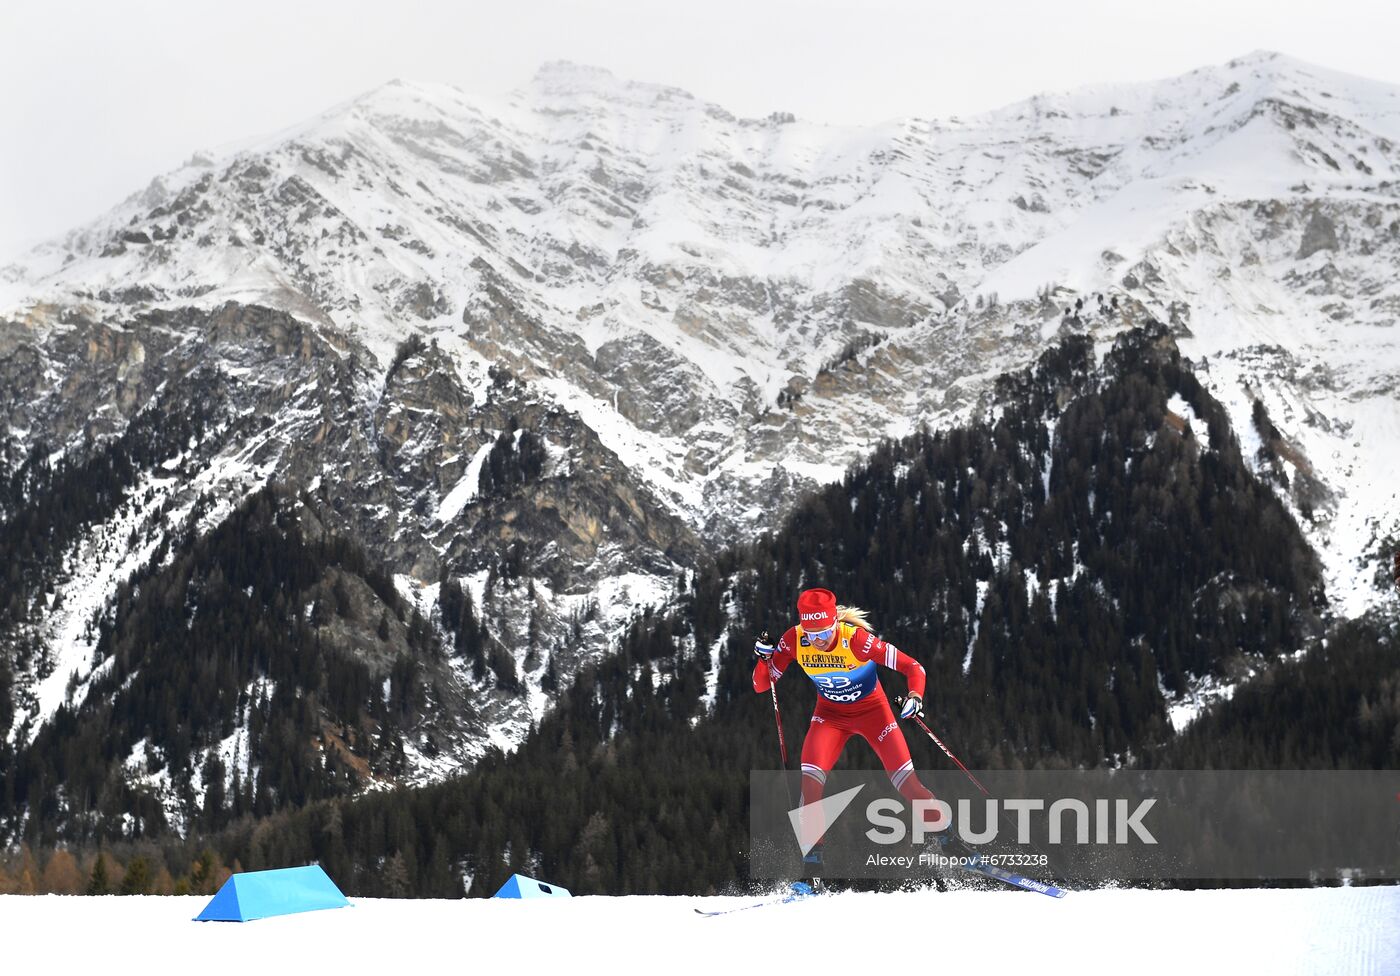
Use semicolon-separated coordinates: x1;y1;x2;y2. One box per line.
2;51;1398;808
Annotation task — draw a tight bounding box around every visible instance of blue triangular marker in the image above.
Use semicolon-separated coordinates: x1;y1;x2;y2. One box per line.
491;873;571;898
194;865;350;922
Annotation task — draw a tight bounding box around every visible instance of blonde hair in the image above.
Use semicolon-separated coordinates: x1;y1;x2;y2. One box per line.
836;605;872;630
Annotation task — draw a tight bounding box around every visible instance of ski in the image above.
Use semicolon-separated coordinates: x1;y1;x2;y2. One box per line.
958;856;1067;898
932;833;1067;898
694;881;817;916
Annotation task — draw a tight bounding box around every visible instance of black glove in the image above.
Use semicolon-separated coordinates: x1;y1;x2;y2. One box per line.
754;631;774;660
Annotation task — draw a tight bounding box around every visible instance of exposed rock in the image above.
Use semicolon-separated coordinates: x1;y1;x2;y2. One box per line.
1297;209;1339;258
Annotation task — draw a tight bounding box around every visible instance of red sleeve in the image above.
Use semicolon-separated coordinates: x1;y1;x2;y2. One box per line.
851;628;926;699
752;627;798;693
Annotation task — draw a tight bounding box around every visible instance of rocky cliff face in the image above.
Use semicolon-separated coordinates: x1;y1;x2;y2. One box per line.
0;298;693;791
2;51;1399;812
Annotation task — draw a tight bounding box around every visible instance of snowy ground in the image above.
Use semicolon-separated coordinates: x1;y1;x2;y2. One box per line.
3;887;1398;974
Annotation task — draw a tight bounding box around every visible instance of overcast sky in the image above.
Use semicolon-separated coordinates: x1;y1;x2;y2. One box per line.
3;0;1398;260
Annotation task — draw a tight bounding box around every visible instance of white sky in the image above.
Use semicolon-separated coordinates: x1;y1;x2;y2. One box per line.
3;0;1399;260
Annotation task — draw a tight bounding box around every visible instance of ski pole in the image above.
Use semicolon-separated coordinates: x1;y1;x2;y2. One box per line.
770;681;790;766
759;631;802;822
760;631;789;767
897;696;1061;872
901;704;989;797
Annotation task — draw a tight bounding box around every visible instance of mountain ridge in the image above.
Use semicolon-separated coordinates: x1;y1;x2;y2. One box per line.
2;50;1397;809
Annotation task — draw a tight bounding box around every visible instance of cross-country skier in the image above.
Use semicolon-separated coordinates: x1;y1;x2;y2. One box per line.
753;587;941;865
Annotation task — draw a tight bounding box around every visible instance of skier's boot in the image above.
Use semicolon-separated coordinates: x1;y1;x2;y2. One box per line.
919;831;957;892
919;830;953;860
801;843;827;893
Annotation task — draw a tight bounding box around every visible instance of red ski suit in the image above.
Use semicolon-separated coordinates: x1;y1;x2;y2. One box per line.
753;621;937;830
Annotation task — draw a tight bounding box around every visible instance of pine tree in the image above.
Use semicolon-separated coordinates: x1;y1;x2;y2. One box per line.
188;849;220;895
87;852;112;895
382;852;410;897
120;857;151;895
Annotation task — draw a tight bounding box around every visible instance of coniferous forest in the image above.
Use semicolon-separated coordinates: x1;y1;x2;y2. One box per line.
2;488;449;848
2;324;1396;896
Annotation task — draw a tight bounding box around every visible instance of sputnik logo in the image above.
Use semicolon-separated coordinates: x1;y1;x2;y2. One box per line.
788;785;864;856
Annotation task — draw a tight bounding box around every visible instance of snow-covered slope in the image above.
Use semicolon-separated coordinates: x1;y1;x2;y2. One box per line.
7;52;1398;563
3;887;1399;976
3;50;1399;790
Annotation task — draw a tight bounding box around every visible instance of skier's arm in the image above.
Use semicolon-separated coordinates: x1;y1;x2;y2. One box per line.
853;629;926;698
752;628;797;693
893;647;927;701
